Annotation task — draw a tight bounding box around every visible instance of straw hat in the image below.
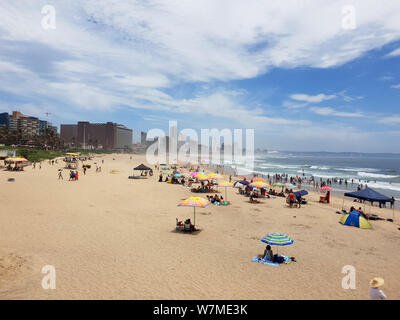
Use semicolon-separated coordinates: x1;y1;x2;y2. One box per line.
370;277;384;288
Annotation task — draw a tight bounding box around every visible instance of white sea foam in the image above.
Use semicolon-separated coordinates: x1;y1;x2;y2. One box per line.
357;172;399;179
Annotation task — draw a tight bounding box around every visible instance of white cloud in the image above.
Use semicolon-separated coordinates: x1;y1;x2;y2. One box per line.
387;48;400;57
309;107;365;118
0;1;400;151
379;116;400;125
379;76;394;81
290;94;337;103
391;84;400;89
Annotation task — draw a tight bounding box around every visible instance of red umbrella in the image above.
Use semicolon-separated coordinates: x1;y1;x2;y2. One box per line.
321;186;333;191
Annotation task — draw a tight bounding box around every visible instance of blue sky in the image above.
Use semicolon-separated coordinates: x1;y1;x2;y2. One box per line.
1;0;400;152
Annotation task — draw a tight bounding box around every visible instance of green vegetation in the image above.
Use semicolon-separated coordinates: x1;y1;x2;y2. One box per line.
17;148;64;162
0;146;110;162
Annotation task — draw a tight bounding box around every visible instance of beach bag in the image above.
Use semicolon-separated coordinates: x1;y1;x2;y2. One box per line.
273;255;284;264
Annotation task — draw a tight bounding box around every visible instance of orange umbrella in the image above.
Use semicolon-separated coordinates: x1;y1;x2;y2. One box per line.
178;197;211;225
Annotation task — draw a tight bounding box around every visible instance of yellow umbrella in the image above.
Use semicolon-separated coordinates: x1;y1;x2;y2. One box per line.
218;181;233;201
209;173;223;180
178;197;211;225
66;152;81;156
196;174;210;181
5;157;28;163
251;177;266;182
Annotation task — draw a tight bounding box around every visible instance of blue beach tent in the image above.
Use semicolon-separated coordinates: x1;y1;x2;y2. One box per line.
344;188;391;204
340;211;372;229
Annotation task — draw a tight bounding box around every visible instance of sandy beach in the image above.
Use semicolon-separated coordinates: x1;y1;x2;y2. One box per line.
1;153;400;300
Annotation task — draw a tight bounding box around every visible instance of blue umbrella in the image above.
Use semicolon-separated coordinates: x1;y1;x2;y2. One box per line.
174;173;183;178
294;190;308;197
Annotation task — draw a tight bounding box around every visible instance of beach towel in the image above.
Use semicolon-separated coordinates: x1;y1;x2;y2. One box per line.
252;256;279;267
280;255;292;264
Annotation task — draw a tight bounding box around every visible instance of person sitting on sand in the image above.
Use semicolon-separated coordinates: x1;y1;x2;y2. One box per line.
263;245;274;261
287;193;296;208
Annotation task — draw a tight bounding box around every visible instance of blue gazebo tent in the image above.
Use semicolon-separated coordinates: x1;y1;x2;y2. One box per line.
344;187;395;220
344;188;392;204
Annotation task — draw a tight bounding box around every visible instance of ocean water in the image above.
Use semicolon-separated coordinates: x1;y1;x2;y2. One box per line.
232;151;400;199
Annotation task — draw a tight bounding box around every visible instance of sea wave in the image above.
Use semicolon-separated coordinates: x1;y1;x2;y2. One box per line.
357;172;399;179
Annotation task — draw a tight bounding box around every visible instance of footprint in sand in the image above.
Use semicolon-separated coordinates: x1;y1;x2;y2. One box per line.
200;212;211;215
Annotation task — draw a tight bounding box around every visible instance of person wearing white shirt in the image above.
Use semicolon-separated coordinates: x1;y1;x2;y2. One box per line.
369;278;387;300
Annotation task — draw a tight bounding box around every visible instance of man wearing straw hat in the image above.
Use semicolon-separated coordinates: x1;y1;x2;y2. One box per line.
369;278;387;300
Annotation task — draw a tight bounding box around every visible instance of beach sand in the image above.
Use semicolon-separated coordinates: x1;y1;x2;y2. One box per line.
1;153;399;300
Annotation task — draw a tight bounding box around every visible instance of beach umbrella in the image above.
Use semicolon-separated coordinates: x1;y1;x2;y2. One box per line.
250;181;269;189
272;183;285;187
321;186;333;191
208;173;223;180
178;196;211;226
294;190;309;197
251;177;266;182
261;232;294;255
218;181;233;201
196;174;210;181
190;171;205;177
5;157;28;163
286;184;297;189
174;173;183;178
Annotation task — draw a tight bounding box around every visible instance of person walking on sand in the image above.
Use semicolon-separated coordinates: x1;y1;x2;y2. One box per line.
58;170;63;180
83;167;87;175
75;171;79;180
369;278;387;300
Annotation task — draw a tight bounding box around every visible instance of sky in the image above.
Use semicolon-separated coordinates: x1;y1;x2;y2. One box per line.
0;0;400;152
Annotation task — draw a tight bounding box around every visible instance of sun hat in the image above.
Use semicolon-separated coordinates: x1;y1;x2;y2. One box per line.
370;277;384;288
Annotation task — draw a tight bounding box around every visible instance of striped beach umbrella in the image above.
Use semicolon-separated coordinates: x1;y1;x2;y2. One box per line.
196;174;210;181
190;171;205;177
5;157;28;163
261;232;294;254
178;197;211;225
251;177;266;182
250;181;269;189
272;182;285;188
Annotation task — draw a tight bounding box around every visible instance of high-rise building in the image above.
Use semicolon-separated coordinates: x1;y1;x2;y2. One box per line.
5;111;40;136
60;121;133;150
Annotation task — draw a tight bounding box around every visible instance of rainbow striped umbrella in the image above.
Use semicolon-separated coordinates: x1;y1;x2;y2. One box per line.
250;181;269;189
251;177;266;182
190;171;205;177
178;197;211;225
261;232;294;254
196;174;210;181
